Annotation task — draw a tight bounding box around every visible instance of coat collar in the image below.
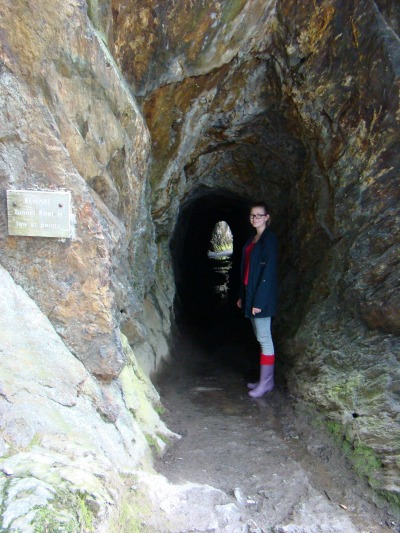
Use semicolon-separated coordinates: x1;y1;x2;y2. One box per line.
250;226;271;244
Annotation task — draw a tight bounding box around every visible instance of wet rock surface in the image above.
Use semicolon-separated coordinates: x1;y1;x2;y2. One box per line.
0;266;175;531
0;0;159;379
155;322;399;532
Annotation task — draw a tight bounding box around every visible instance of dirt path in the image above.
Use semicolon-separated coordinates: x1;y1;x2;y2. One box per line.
152;324;398;533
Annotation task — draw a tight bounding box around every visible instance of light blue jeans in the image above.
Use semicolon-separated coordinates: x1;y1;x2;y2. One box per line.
250;316;274;355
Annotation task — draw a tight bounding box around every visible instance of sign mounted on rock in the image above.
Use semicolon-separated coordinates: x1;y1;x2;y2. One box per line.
7;190;71;238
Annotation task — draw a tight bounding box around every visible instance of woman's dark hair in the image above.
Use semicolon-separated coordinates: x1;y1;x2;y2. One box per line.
249;200;271;227
249;200;269;214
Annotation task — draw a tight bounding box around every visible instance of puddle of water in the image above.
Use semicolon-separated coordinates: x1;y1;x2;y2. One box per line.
208;256;232;299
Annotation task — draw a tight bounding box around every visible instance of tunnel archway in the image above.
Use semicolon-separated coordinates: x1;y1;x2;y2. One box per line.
169;181;306;343
140;1;400;498
170;188;250;321
169;188;273;377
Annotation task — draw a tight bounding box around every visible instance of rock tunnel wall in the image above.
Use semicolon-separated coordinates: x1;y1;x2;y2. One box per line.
0;0;174;528
0;0;399;526
110;0;400;494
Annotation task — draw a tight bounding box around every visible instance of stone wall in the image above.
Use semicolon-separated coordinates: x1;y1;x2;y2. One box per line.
274;0;400;496
0;0;174;529
0;266;175;531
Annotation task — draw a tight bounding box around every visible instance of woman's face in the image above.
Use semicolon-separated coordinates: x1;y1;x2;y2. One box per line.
249;207;269;230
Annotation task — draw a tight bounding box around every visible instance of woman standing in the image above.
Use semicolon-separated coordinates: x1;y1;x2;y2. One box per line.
237;201;278;397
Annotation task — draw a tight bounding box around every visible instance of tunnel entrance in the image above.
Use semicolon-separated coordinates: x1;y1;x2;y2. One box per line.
170;189;248;322
170;189;261;376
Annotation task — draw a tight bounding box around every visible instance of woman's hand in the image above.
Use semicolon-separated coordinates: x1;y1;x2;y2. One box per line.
236;298;242;309
252;307;262;315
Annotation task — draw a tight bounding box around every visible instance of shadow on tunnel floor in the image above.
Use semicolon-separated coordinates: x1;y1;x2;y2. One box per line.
173;290;269;386
170;255;287;390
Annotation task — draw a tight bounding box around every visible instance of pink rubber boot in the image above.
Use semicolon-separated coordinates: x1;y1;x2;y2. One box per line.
248;355;275;397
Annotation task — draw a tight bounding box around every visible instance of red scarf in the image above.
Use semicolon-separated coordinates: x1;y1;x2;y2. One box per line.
243;242;255;286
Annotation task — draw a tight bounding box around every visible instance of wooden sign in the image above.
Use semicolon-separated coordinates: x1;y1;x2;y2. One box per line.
7;190;71;238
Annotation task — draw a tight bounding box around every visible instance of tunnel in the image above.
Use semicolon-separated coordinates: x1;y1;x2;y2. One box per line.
170;189;248;321
169;189;262;375
144;0;399;487
113;0;400;500
168;172;321;386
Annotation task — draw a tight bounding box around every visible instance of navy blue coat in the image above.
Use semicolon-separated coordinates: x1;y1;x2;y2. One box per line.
240;227;278;318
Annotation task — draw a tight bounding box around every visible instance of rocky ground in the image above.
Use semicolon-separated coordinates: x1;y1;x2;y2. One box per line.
146;318;400;533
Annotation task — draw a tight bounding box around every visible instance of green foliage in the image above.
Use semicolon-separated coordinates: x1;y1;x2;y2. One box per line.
318;415;399;514
108;484;155;533
327;375;363;408
377;489;400;514
352;441;382;479
144;431;169;454
144;434;161;455
156;432;169;445
30;491;95;533
325;420;343;442
209;221;233;253
77;494;94;532
28;433;43;449
32;507;76;533
110;499;143;533
325;419;382;484
154;404;165;416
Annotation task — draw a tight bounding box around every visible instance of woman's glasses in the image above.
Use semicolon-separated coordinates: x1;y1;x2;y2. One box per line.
249;213;267;220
